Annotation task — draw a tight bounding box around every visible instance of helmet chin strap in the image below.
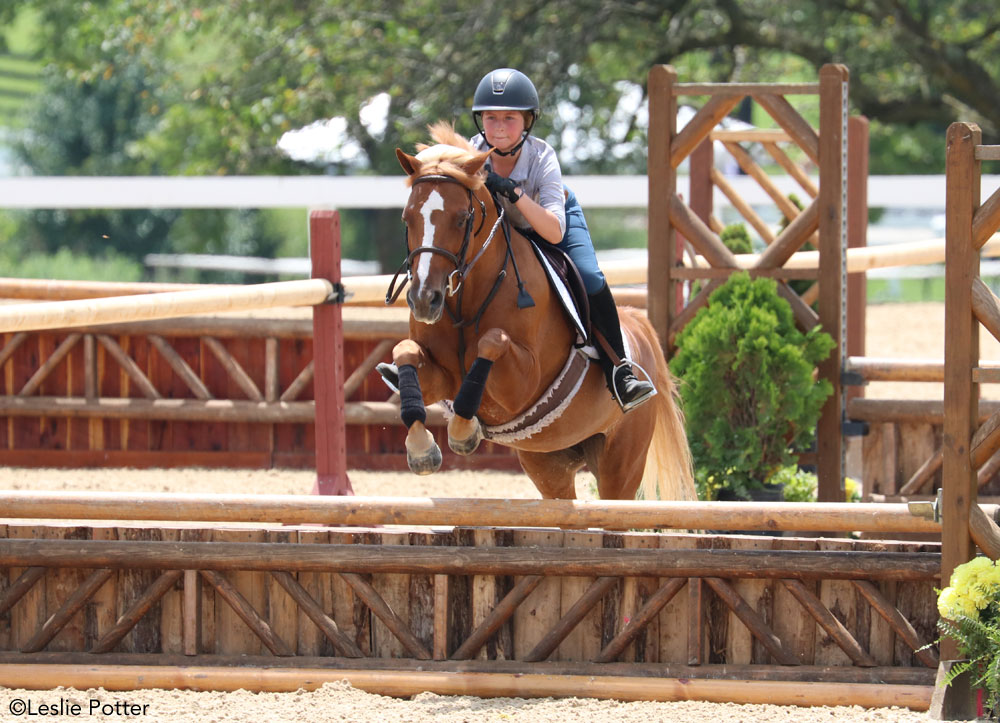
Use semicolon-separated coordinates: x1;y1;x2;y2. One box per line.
487;132;529;157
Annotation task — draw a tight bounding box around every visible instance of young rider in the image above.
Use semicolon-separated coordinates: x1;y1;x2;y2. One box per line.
470;68;655;412
381;68;655;412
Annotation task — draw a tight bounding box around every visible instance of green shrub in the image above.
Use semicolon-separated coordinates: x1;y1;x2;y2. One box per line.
719;223;753;254
671;272;835;500
770;465;817;502
691;222;754;300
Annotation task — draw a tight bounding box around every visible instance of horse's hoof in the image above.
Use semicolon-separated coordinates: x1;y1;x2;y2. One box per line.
407;444;442;475
448;418;483;456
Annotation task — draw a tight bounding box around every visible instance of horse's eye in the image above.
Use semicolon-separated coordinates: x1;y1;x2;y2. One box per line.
457;212;471;229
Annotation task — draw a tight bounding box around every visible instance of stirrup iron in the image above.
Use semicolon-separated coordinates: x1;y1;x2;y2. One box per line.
376;362;400;394
612;359;657;412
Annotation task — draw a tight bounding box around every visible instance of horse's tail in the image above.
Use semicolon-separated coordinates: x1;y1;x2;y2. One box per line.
627;310;697;501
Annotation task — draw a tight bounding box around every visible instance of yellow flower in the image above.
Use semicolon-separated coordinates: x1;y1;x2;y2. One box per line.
941;557;1000;620
979;564;1000;588
950;556;993;589
844;477;860;502
938;586;960;618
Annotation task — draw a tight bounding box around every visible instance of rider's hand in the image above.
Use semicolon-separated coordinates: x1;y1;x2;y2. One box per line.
485;171;521;203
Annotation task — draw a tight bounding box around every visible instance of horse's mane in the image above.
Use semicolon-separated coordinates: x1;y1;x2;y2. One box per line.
407;121;487;189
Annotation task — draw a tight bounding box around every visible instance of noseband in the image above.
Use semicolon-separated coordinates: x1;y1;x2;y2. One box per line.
386;174;504;303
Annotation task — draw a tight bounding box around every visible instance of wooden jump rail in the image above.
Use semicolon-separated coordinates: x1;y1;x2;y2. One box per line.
0;663;935;709
0;279;336;334
0;538;942;580
845;356;1000;384
5;235;990;303
2;234;997;471
4;232;998;473
0;490;949;533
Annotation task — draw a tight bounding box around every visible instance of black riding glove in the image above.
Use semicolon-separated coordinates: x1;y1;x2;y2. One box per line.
485;171;521;203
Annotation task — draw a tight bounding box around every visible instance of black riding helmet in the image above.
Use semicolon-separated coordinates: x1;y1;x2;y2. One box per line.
472;68;540;157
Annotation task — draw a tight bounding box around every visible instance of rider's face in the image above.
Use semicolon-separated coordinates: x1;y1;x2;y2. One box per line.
481;111;526;153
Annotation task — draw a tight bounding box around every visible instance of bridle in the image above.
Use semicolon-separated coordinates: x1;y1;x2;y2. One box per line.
385;172;534;376
386;174;505;304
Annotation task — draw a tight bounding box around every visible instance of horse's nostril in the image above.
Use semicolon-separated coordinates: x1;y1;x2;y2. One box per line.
430;290;443;308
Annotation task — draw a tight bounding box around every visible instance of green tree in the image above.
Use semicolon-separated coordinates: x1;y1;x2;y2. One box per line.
15;53;179;257
7;0;1000;271
6;2;287;272
13;1;1000;176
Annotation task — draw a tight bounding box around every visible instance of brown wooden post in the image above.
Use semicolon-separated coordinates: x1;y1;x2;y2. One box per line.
844;115;869;499
648;65;677;356
680;137;715;321
846;116;869;394
310;210;352;495
816;64;848;502
688;139;714;227
941;122;981;658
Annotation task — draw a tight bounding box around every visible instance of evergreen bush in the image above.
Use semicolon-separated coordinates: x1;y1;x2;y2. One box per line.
719;223;754;254
672;272;835;500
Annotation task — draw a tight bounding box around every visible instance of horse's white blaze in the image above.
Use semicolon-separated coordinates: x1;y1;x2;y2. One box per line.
415;189;444;286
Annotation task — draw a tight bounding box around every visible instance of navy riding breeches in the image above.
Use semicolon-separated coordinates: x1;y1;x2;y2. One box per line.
556;187;605;295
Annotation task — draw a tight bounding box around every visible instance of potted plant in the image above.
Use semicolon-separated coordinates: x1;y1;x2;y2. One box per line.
671;271;835;501
935;556;1000;719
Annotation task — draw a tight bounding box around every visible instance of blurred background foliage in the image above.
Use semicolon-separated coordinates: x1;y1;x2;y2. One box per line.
0;1;998;281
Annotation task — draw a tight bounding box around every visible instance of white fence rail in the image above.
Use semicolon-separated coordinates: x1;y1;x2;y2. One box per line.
2;174;998;210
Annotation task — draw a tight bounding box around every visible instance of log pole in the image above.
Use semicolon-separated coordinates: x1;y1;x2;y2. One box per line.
0;539;941;580
0;663;933;709
0;279;334;333
0;492;942;534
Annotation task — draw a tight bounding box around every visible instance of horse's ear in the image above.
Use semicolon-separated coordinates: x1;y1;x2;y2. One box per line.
396;148;420;176
463;148;493;177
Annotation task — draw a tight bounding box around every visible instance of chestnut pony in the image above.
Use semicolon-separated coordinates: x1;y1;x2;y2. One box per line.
388;123;694;501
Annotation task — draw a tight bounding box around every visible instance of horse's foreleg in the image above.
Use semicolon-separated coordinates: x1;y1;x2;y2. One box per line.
393;340;443;475
447;329;511;455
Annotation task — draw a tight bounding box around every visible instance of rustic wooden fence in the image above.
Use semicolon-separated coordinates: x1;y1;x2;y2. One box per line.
0;495;950;707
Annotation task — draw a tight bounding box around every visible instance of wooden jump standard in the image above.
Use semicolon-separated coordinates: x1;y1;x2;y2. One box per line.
0;210;354;490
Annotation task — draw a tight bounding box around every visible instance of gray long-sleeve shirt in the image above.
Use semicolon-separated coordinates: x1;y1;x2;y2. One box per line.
471;134;566;238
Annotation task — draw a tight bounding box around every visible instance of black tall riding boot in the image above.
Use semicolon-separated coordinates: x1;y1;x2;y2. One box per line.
587;282;656;412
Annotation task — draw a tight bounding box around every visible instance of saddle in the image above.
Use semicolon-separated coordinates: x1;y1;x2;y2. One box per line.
519;228;591;346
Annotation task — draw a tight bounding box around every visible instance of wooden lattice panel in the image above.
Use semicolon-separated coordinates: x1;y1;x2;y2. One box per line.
0;522;939;678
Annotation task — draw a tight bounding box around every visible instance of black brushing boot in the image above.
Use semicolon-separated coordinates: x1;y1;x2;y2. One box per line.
587;282;656;412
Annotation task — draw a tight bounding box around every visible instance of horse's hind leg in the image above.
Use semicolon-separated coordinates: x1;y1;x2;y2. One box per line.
593;410;656;500
516;447;585;499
